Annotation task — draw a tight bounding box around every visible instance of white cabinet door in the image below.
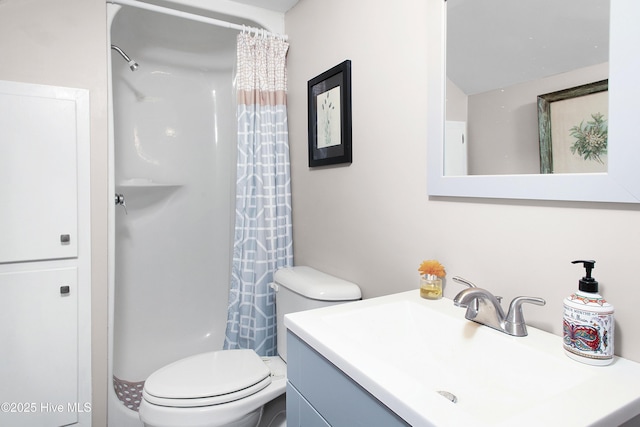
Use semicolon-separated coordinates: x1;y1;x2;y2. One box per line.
0;267;79;427
0;84;78;263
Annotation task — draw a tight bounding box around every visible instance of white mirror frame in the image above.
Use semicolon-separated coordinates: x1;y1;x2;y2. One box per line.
427;0;640;203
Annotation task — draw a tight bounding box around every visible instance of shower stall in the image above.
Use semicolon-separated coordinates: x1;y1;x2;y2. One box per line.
107;3;282;426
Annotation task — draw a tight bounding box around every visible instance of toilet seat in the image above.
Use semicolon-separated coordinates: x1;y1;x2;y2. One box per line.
143;349;271;408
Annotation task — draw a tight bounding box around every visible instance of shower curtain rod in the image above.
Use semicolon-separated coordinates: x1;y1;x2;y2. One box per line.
108;0;288;40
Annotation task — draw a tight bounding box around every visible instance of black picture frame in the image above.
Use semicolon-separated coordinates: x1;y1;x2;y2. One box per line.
308;60;352;167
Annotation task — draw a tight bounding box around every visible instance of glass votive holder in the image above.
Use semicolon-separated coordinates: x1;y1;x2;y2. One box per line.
420;275;442;300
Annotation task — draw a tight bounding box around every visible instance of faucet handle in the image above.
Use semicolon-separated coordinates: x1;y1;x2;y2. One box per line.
452;277;482;313
452;276;477;288
453;277;505;301
504;296;546;337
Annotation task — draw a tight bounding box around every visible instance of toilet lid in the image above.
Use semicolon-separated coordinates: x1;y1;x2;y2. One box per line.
143;349;271;407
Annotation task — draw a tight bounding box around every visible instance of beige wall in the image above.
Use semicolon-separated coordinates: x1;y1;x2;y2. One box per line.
286;0;640;363
0;0;109;425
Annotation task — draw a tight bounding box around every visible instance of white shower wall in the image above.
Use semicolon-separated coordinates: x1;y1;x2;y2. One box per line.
111;8;236;383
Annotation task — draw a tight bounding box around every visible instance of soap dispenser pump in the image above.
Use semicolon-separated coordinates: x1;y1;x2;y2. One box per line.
563;260;614;366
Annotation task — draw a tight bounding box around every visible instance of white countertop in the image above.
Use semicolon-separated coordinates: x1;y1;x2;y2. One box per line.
285;290;640;427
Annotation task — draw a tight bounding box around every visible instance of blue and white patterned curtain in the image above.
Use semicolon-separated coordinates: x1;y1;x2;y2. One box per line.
223;31;293;356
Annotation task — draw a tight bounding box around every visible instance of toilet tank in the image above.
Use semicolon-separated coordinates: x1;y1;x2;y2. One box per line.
272;266;361;362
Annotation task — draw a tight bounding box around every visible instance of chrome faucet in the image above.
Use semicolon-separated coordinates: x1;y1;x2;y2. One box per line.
453;287;545;337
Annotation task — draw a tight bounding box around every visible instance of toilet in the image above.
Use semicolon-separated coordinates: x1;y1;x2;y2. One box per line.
138;266;361;427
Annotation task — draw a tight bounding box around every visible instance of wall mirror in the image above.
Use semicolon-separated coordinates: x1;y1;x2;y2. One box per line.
427;0;640;203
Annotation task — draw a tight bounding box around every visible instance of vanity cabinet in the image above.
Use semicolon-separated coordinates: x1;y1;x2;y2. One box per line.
286;331;409;427
0;80;91;426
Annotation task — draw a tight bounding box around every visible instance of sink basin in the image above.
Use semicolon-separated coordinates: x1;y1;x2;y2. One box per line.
323;299;588;425
285;291;640;426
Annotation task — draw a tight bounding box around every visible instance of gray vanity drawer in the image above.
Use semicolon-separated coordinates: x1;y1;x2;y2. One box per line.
286;383;331;427
287;331;410;427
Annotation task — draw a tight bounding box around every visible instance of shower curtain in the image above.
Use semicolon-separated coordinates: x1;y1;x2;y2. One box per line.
224;31;293;357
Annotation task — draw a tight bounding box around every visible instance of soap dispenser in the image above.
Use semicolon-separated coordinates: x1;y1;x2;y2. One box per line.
563;260;614;366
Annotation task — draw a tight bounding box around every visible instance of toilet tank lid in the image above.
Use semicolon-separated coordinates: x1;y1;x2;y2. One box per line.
274;266;361;301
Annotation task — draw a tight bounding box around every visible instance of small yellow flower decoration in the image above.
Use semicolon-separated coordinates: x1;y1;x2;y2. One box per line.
418;260;446;278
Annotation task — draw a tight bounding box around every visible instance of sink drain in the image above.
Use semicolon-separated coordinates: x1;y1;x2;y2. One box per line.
437;390;458;403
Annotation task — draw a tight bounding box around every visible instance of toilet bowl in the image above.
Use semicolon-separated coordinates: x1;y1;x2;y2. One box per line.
139;350;286;427
138;266;361;427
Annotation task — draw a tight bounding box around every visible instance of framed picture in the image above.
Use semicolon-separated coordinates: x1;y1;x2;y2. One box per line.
537;80;608;174
308;60;352;167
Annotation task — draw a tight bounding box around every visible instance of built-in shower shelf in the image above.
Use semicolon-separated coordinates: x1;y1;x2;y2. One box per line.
116;179;182;210
117;178;182;189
